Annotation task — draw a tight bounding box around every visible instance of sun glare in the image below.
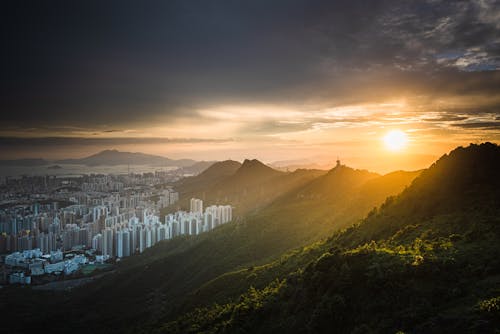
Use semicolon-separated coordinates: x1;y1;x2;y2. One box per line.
383;130;408;151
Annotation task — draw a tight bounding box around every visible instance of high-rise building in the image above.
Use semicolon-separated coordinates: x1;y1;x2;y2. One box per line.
190;198;203;214
36;233;49;254
130;226;137;254
92;234;103;253
145;228;152;248
116;229;131;258
102;228;113;257
116;230;124;258
138;227;146;253
122;230;130;257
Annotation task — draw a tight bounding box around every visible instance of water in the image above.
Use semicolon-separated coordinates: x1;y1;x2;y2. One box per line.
0;164;179;178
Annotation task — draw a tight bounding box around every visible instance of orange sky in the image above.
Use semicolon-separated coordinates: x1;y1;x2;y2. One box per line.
2;99;498;174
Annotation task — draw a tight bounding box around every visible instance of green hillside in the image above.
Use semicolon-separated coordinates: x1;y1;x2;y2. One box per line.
160;143;500;334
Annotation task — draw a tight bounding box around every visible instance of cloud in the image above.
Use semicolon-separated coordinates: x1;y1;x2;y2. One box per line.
452;122;500;129
422;115;469;122
0;137;233;147
0;0;499;136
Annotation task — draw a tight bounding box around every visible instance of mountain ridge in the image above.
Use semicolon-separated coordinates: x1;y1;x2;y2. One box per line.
56;149;199;167
161;142;500;333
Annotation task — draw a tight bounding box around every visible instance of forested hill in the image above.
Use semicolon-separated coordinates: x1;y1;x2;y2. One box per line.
172;159;326;216
160;142;500;334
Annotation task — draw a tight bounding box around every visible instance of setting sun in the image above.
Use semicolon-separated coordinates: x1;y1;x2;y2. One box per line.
383;130;408;151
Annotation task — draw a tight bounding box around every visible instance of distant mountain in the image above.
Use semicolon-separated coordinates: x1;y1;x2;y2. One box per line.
271;163;331;171
293;163;380;201
164;143;500;334
172;159;325;215
178;161;216;175
175;160;242;194
226;159;283;187
56;149;198;167
199;160;243;179
0;158;49;166
345;169;422;217
270;159;333;171
233;164;418;245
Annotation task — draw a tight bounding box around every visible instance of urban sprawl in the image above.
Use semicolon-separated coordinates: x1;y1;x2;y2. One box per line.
0;172;232;285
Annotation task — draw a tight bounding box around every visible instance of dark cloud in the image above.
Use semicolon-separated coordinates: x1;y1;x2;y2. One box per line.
1;0;499;129
452;122;500;129
422;115;469;122
0;137;232;147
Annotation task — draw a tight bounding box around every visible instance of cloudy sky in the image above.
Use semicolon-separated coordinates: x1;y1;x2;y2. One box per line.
1;0;499;172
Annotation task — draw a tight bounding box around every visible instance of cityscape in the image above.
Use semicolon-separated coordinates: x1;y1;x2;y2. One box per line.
1;1;499;333
0;172;232;285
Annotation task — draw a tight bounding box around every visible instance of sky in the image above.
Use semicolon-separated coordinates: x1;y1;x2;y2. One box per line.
1;0;499;173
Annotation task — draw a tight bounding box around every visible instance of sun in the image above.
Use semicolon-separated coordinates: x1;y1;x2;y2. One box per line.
383;130;408;151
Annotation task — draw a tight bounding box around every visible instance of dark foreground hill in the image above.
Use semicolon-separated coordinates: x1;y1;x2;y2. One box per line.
160;143;500;334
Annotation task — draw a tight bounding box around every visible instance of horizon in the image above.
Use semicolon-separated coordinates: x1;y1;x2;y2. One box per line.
0;146;441;175
2;141;498;175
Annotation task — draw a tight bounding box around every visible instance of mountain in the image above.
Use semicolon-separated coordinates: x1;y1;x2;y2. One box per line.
172;159;326;215
291;163;380;200
163;143;500;333
0;156;427;334
177;161;216;175
233;159;282;180
270;158;337;171
270;159;334;171
0;158;49;166
175;160;242;194
56;149;198;167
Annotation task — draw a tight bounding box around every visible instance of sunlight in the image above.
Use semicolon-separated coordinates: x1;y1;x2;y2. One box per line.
383;130;408;151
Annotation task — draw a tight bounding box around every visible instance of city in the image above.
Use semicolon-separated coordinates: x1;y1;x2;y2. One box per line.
1;1;499;332
0;172;232;286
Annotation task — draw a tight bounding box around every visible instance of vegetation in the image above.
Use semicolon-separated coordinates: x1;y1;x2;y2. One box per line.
156;143;500;333
2;143;498;334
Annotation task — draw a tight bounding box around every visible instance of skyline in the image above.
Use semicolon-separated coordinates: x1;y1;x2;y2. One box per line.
1;0;499;172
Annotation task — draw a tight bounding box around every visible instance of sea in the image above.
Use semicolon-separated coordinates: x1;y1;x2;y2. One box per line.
0;164;179;179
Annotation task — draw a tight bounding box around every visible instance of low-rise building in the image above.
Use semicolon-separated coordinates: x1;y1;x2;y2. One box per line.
9;272;31;285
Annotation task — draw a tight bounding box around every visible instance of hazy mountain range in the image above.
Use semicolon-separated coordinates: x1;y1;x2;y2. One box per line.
0;149;213;170
56;149;199;167
0;150;342;171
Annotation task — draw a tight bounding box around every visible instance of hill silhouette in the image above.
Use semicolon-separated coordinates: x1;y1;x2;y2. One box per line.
174;160;242;194
56;149;198;167
162;143;500;333
171;159;326;216
233;159;282;181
